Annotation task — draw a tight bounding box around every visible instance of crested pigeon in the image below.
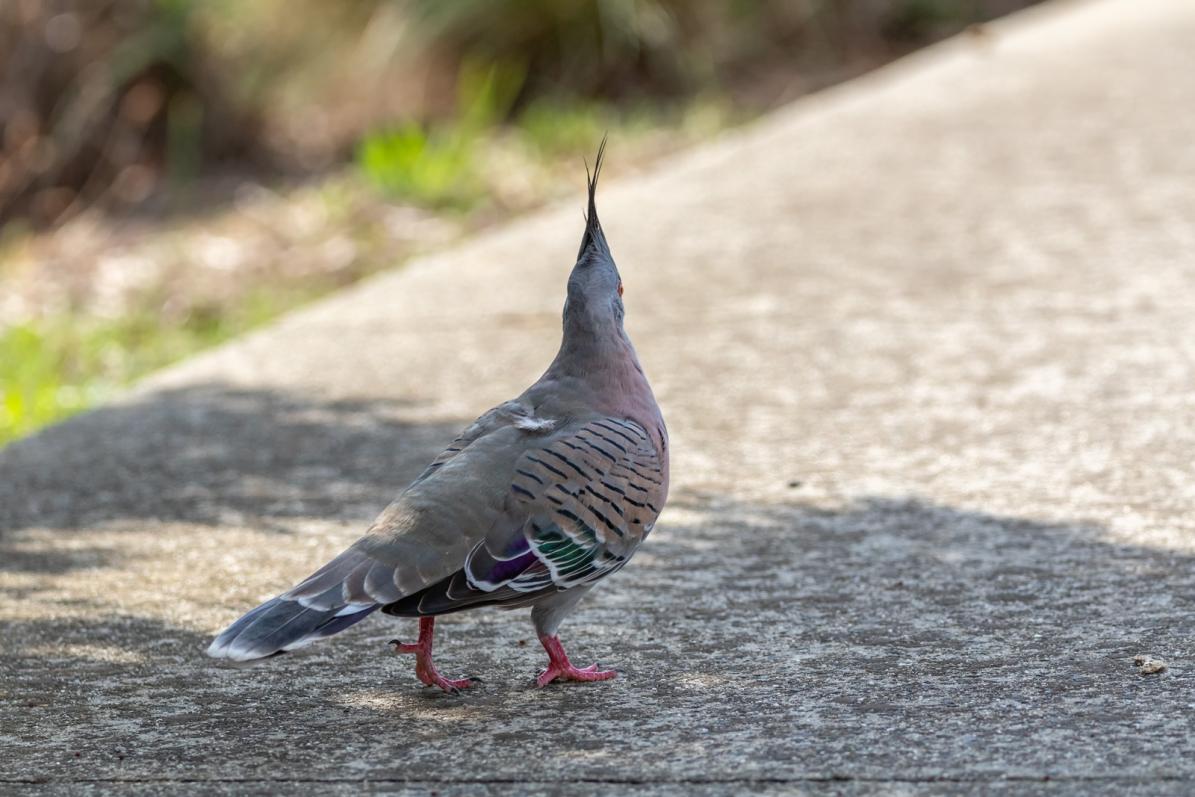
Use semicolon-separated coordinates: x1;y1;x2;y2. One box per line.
207;141;670;691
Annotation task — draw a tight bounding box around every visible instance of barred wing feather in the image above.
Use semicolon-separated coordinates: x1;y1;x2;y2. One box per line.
383;417;665;617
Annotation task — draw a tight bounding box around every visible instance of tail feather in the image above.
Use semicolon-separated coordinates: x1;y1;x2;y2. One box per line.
207;543;396;662
206;596;378;662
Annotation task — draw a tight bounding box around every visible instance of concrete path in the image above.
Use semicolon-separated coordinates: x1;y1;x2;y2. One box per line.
4;0;1195;792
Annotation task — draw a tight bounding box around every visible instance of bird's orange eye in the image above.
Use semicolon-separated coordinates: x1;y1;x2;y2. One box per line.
617;281;624;297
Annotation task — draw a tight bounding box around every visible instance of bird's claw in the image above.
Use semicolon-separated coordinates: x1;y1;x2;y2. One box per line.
534;635;618;687
390;633;478;694
535;662;617;688
389;638;420;655
423;673;478;694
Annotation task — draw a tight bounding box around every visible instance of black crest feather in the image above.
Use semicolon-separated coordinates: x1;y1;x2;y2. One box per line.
577;135;610;262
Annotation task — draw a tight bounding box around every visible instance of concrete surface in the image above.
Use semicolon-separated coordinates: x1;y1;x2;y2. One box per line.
4;0;1195;792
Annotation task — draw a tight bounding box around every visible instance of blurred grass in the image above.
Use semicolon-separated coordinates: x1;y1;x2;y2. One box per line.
0;0;1043;448
0;287;321;446
518;101;613;157
357;61;523;209
1;0;1039;227
0;92;705;446
356;67;737;212
0;93;717;447
358;126;481;210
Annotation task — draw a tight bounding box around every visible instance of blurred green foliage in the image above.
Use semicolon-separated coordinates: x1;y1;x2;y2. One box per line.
0;287;320;446
883;0;984;41
404;0;699;98
357;61;524;209
517;100;622;157
0;0;1041;447
1;324;98;444
358;127;481;210
1;0;1038;227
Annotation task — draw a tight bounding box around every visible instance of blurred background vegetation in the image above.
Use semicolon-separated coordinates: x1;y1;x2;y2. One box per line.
0;0;1039;445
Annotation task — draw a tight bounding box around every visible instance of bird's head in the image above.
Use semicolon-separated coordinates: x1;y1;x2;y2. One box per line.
564;137;625;333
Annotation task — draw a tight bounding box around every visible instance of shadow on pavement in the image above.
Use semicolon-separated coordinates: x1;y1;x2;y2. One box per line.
2;387;1193;781
0;383;463;541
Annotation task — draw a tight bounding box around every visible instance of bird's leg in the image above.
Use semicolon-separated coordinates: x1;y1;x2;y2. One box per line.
535;634;617;687
389;617;479;694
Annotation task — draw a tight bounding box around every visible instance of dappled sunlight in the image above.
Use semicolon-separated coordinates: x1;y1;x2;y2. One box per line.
670;672;723;691
331;688;490;717
18;643;146;666
1098;514;1195;555
5;414;1195;781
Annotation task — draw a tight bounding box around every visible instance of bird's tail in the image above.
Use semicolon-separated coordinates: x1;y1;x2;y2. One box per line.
206;594;378;662
208;540;403;662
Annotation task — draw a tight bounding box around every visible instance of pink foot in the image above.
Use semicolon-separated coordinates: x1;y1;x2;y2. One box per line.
535;635;617;688
390;617;479;694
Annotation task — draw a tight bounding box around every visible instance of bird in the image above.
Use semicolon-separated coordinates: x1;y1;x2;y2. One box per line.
206;140;669;691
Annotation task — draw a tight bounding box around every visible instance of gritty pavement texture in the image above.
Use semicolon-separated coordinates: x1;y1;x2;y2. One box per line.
4;0;1195;793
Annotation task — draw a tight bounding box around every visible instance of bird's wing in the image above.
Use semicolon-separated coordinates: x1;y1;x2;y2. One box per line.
385;417;666;616
207;400;558;660
410;401;527;484
206;408;666;660
282;400;546;608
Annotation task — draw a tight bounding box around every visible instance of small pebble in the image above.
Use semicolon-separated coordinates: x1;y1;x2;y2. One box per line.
1133;655;1167;675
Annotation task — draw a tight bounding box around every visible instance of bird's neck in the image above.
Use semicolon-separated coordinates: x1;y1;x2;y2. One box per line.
546;324;659;422
536;323;667;470
552;320;636;379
